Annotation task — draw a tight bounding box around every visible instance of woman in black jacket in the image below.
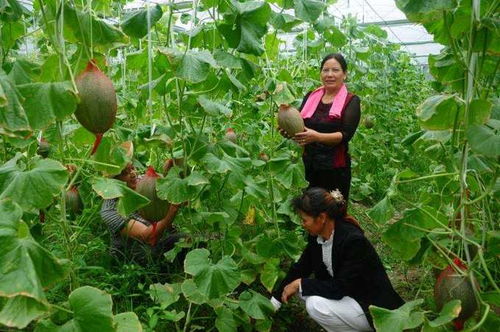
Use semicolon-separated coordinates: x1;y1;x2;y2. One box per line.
271;187;404;331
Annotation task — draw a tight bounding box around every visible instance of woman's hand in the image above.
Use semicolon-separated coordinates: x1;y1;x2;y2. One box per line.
281;278;301;303
294;127;319;146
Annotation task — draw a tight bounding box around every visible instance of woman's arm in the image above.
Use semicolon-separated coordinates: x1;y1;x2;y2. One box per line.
293;96;361;146
294;129;343;146
272;239;316;300
121;204;180;246
300;235;373;299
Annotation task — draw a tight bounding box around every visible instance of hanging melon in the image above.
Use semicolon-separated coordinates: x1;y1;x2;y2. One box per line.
75;59;117;154
434;258;478;330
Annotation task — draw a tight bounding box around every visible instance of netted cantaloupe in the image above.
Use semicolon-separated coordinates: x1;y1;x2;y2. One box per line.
277;104;304;137
75;59;117;154
136;166;169;222
434;258;478;330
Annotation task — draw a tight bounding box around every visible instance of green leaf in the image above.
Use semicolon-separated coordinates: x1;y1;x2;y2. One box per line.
367;196;394;225
0;70;29;134
260;259;279;293
215;306;238;332
416;94;461;130
160;48;217;83
121;4;163;38
383;207;445;261
467;125;500;157
275;162;307;189
114;312;143;332
396;0;456;24
156;171;201;204
370;299;425;332
238;290;274;320
91;178;150;216
214;50;242;69
428;299;461;327
181;279;208;304
468;99;492;125
202;153;232;174
36;286;121;332
0;296;47;329
184;248;240;299
293;0;326;23
0;200;68;329
149;283;181;309
63;4;127;47
270;12;302;32
92;138;132;176
69;286;114;332
17;82;77;130
264;34;280;60
0;155;68;210
198;95;232;117
218;1;271;56
0;0;29;21
1;21;25;51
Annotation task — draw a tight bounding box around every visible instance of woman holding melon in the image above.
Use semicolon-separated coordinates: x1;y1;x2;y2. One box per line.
279;53;361;202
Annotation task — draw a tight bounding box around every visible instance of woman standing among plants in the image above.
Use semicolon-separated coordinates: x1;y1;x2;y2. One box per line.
270;187;404;331
100;163;182;265
282;53;361;201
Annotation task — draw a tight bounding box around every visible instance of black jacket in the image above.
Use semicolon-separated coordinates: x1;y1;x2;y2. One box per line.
272;220;404;327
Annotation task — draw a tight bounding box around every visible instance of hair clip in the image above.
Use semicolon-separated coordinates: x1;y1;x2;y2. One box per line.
329;189;345;203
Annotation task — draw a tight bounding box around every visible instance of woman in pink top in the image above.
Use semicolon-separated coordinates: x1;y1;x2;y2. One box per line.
289;53;361;202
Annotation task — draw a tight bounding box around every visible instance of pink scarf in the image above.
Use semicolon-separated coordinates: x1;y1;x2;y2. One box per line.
300;84;348;119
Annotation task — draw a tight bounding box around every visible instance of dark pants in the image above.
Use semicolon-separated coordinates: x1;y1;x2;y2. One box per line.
305;167;351;202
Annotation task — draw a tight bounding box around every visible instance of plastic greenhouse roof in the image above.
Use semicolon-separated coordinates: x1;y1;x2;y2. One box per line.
126;0;444;66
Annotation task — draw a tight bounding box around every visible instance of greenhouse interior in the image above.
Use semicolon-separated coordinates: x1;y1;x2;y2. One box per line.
0;0;498;331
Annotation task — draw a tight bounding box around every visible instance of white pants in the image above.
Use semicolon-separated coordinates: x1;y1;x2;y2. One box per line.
301;295;373;332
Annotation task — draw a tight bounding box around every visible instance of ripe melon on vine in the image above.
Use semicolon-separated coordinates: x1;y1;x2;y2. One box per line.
277;104;304;137
65;186;83;217
75;59;117;154
434;258;478;330
225;128;237;143
136;166;169;222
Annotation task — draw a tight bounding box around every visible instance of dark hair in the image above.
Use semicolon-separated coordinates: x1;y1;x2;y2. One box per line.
292;187;361;230
320;53;347;73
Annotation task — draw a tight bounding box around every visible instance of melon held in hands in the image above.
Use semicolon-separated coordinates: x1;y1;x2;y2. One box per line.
136;166;169;222
277;104;304;137
75;59;117;155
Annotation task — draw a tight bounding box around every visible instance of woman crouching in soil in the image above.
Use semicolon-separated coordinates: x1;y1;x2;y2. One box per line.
100;163;182;266
271;187;404;331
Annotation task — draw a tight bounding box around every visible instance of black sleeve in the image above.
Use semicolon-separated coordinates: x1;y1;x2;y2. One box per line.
300;235;373;299
341;95;361;143
298;91;312;111
272;240;315;299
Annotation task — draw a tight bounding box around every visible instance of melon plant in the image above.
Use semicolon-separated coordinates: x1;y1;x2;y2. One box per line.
434;258;478;330
75;59;117;155
277;104;304;137
136;166;169;222
65;186;83;217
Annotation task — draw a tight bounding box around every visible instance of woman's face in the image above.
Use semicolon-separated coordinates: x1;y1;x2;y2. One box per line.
118;164;137;189
298;210;325;236
320;58;346;91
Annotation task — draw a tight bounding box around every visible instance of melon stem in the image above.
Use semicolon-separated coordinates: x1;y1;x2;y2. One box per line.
91;133;104;155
